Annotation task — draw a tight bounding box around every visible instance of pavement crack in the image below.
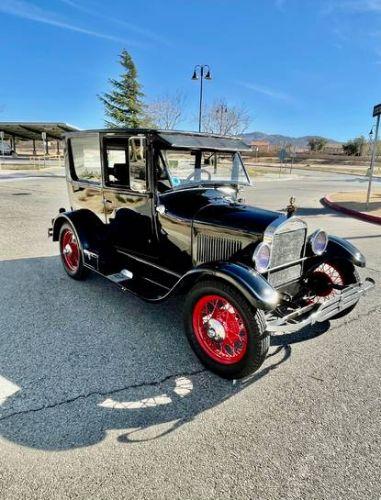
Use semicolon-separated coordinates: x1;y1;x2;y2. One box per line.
0;368;206;423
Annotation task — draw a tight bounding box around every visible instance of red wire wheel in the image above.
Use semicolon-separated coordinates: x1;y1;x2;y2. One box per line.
60;228;80;272
309;262;344;303
192;294;248;364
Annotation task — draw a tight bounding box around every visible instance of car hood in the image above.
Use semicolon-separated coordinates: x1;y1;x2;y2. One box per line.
194;202;282;236
160;188;282;235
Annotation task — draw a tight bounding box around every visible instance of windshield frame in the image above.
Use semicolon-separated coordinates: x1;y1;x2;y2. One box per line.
157;147;251;191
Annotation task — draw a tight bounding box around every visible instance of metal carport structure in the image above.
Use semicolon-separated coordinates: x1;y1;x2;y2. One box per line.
0;122;79;155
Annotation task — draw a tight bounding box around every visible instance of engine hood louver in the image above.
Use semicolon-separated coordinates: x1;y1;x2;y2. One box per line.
195;233;243;264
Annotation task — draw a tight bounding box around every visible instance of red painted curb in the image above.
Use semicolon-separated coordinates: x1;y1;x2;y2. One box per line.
322;194;381;225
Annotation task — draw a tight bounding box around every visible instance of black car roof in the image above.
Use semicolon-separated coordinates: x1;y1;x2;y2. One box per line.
64;128;251;151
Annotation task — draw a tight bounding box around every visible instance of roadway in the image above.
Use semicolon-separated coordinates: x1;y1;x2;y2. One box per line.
0;170;380;499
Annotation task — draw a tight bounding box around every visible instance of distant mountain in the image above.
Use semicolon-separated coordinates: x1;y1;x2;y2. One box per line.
242;131;341;147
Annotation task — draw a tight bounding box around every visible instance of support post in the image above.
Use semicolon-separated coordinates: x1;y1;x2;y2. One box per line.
366;113;380;209
32;139;36;156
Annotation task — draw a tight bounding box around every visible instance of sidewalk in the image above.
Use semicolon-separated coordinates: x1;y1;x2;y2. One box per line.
323;190;381;225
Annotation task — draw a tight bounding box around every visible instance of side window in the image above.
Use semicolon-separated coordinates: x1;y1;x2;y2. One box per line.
70;134;102;183
106;144;128;186
129;137;147;192
104;136;147;192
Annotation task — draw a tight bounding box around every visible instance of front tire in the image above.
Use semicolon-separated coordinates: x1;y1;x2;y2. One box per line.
307;260;360;319
59;222;88;280
184;280;269;379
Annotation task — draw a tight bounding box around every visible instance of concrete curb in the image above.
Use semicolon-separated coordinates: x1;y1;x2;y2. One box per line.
322;194;381;225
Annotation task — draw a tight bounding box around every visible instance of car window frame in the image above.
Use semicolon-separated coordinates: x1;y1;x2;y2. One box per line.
68;133;103;186
102;134;149;194
158;147;251;190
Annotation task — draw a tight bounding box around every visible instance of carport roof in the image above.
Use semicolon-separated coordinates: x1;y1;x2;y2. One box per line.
0;122;79;141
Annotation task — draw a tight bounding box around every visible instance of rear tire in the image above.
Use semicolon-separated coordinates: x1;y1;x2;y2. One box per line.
59;222;88;280
184;280;269;379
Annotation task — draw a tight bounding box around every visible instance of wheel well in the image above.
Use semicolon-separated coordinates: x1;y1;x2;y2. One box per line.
52;217;67;241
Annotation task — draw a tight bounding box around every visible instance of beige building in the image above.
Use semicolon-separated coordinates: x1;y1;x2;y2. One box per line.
250;140;271;153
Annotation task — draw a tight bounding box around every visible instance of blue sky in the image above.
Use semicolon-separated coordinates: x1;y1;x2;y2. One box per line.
0;0;381;141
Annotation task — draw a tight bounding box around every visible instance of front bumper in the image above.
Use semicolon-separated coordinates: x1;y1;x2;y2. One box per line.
266;277;375;333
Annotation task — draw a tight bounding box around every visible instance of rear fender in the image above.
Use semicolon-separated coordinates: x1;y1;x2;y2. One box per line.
170;262;279;311
326;235;366;268
52;209;106;264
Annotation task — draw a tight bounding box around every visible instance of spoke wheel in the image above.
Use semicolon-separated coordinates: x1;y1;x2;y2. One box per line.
184;280;269;379
192;294;248;365
60;227;80;272
309;262;344;303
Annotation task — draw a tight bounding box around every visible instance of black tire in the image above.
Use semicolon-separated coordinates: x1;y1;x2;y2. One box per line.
184;280;269;379
59;222;88;280
308;259;360;320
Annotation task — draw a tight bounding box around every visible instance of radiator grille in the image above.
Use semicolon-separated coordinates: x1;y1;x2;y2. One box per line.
268;263;302;287
270;228;307;269
196;234;242;264
268;225;307;286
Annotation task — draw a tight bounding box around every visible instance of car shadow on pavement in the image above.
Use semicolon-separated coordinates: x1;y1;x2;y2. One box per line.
0;255;328;451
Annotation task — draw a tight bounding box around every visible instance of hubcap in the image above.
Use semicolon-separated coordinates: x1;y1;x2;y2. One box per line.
61;228;80;272
206;318;226;341
192;294;248;365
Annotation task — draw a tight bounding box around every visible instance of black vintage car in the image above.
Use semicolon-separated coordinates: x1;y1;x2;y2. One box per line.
50;129;374;378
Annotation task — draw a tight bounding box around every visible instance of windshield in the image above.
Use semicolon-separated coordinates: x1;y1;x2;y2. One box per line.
161;150;250;189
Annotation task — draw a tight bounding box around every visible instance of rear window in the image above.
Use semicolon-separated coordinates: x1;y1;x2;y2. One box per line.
70;134;102;183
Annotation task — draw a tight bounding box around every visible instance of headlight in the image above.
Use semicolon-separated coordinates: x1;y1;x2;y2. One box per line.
253;242;271;272
310;230;328;255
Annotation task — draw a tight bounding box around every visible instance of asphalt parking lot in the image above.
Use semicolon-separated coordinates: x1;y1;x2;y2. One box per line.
0;171;380;499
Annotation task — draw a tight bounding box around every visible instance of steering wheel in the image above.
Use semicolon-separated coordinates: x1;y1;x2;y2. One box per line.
185;168;212;182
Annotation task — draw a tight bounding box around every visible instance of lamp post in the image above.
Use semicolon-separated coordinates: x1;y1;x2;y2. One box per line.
191;65;212;132
369;126;374;155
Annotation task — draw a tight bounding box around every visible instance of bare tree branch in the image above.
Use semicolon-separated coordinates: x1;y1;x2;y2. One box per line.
145;91;186;130
202;99;251;136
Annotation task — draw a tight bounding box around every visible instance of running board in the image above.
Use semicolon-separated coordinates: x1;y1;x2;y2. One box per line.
87;266;171;301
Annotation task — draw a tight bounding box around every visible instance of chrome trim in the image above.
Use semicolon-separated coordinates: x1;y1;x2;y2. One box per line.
263;214;305;244
266;277;375;333
83;249;99;259
253;242;271;272
260;216;308;282
265;256;308;273
309;229;328;256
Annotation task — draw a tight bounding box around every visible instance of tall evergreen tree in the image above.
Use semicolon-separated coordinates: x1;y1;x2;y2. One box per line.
99;49;145;128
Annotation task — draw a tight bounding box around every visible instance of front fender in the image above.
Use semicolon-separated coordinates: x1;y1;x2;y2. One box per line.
170;262;279;311
326;235;366;268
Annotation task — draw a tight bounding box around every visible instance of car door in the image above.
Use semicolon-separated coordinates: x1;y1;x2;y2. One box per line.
101;135;156;257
